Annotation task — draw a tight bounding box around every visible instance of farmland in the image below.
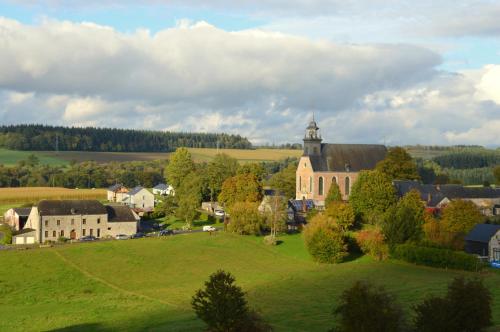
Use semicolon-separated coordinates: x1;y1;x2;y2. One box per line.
0;232;499;331
0;148;302;165
0;187;106;205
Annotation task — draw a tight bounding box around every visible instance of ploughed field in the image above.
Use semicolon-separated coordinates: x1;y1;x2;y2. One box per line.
0;148;303;165
1;232;499;331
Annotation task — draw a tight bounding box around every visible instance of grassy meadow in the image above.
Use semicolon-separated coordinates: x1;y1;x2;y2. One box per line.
0;187;106;205
0;232;499;331
0;148;69;166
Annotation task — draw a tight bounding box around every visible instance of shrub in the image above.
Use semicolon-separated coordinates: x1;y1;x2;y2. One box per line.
0;224;13;245
263;235;278;246
355;227;388;261
414;276;492;332
303;214;347;264
392;244;483;271
332;280;404;332
227;202;265;235
57;237;69;243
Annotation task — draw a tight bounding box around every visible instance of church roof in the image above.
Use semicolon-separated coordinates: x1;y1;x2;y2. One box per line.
308;143;387;172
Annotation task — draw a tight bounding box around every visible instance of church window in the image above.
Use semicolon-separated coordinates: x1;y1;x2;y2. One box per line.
299;176;302;190
309;176;313;192
345;177;350;196
332;176;337;184
318;177;324;195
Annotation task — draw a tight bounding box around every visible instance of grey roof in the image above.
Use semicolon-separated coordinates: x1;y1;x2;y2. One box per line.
465;224;500;243
439;186;500;199
308;144;387;172
13;207;32;216
153;183;168;190
127;186;145;196
106;205;138;222
107;183;123;192
38;200;107;216
393;181;447;207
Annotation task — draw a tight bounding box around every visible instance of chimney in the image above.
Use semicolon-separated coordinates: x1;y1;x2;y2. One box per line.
427;193;432;204
436;185;441;191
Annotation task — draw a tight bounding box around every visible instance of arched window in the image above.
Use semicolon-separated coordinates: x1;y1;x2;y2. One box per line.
309;176;313;193
318;177;324;195
299;176;302;190
345;177;350;196
313;147;318;154
332;176;337;184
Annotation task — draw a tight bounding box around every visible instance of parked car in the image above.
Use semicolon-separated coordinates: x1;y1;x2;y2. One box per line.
214;209;225;217
203;225;217;232
159;229;174;236
115;234;129;240
79;235;97;242
130;232;146;239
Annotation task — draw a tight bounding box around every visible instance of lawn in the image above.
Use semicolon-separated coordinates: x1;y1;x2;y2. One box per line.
0;232;499;332
0;187;107;205
0;148;69;166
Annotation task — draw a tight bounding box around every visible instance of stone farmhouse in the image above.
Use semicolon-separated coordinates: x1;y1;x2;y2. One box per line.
12;200;139;245
296;118;387;206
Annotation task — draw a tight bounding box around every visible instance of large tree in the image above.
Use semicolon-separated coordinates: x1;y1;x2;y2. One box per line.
376;146;420;181
206;153;239;202
175;171;203;226
166;147;195;190
218;173;262;208
227;202;265;235
267;164;296;199
441;199;483;235
349;170;397;224
303;213;348;263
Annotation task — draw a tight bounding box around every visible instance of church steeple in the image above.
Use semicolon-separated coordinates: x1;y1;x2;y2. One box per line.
303;115;322;156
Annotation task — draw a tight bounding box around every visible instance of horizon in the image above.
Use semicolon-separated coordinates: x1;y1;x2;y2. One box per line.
0;1;499;147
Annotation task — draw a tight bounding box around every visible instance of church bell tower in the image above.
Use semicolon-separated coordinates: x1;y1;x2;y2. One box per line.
303;116;322;156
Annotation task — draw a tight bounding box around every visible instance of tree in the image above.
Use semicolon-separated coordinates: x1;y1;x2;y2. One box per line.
263;195;288;239
175;172;202;226
349;170;397;224
191;270;252;332
376;147;420;181
303;214;348;263
494;165;500;185
218;173;262;208
325;201;355;232
382;189;425;248
332;281;404;332
441;200;483;235
267;164;296;199
237;163;266;181
324;181;342;207
0;224;12;245
414;276;492;332
355;227;389;261
206;154;239;202
166;148;195;190
227;202;265;235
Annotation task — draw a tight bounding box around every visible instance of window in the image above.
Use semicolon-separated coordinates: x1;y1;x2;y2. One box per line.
107;227;111;231
83;219;86;225
97;218;101;224
299;176;302;190
90;229;93;236
44;220;48;226
45;231;48;237
345;177;350;196
332;176;337;184
309;176;313;192
71;219;74;225
318;177;324;195
60;230;64;237
82;229;86;236
53;231;56;237
97;229;100;237
57;220;60;226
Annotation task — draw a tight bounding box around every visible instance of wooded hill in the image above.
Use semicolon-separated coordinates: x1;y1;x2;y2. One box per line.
0;124;252;152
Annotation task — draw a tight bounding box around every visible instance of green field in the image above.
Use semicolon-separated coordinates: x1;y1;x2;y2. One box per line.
0;148;302;165
1;232;499;331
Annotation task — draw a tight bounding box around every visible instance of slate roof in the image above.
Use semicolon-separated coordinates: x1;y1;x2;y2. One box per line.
105;205;138;222
13;207;32;216
289;199;315;212
153;183;168;190
393;181;447;207
107;183;123;192
127;186;145;196
308;144;387;172
439;186;500;199
38;200;107;216
465;224;500;243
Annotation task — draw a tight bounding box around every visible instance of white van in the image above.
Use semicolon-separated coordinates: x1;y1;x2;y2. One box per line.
203;226;217;232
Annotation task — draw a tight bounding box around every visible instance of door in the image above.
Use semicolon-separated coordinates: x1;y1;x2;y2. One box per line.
70;230;77;240
26;237;35;244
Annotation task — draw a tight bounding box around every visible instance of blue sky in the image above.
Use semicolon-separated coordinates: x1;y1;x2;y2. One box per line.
0;1;499;146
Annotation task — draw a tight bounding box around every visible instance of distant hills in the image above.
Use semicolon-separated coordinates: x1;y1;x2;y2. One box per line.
0;124;252;152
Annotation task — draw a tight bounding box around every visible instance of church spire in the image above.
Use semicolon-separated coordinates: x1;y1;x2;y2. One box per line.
303;115;322;156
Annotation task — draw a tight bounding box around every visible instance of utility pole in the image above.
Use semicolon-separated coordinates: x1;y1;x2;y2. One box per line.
55;134;59;155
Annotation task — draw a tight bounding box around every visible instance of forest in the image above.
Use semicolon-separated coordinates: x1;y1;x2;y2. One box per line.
0;124;252;152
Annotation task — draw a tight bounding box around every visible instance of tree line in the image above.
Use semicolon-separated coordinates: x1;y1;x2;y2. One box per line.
432;150;500;169
0;124;252;152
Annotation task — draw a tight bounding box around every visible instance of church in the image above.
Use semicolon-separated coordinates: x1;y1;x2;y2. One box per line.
296;119;387;206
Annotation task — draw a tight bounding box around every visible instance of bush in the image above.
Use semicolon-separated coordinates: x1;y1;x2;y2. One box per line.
392;244;483;271
263;235;278;246
303;214;347;264
0;224;13;244
355;227;388;261
57;237;69;243
332;280;405;332
227;202;265;235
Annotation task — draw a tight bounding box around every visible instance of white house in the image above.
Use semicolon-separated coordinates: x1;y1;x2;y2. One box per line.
121;186;155;211
107;184;129;203
3;207;32;230
152;183;175;196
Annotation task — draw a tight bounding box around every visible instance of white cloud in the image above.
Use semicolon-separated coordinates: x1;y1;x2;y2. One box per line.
475;65;500;104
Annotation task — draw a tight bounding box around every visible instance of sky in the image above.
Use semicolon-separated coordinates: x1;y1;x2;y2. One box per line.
0;1;499;146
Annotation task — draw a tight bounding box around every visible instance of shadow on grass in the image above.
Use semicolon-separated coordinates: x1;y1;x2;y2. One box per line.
342;252;364;263
46;323;108;332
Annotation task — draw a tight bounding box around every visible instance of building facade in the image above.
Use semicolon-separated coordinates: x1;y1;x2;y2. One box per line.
296;119;387;206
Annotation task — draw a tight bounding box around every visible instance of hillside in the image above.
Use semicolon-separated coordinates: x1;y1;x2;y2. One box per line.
0;233;499;331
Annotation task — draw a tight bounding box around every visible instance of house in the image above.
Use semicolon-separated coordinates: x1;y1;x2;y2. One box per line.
107;184;129;202
152;183;175;196
296;118;387;206
121;186;155;211
12;200;139;244
258;189;285;214
464;224;500;262
3;207;32;231
287;199;315;231
394;180;500;215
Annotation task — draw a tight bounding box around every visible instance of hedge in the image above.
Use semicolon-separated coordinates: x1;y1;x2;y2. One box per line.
392;244;483;271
